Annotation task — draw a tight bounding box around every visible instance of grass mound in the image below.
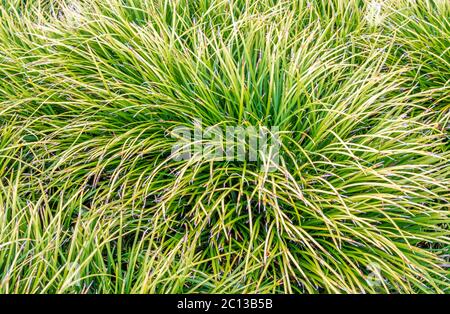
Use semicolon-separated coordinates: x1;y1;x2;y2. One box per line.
0;0;449;293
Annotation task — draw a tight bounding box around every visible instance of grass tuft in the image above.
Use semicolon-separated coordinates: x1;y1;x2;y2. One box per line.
0;0;449;293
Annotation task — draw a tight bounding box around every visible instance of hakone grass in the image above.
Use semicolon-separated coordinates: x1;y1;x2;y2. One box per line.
0;0;449;293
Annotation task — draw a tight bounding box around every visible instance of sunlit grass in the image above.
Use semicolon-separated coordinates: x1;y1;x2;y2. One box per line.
0;0;448;293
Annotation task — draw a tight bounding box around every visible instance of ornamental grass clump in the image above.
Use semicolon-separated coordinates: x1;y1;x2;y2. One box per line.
0;0;448;293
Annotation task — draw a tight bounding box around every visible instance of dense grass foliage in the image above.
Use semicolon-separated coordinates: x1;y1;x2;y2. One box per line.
0;0;449;293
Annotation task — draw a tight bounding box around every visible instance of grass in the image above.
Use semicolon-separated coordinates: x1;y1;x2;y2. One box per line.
0;0;449;293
